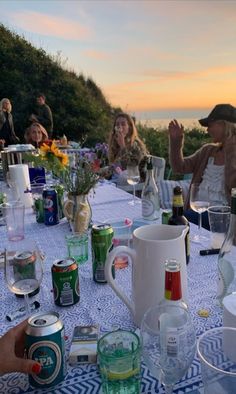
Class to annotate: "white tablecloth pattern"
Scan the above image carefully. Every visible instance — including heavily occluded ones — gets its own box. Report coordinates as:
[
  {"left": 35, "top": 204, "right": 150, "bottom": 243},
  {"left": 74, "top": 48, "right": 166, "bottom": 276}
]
[{"left": 0, "top": 183, "right": 222, "bottom": 393}]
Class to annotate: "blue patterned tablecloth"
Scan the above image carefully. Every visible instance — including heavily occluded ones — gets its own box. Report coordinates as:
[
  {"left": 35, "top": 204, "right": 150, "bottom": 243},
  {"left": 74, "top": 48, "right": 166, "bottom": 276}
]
[{"left": 0, "top": 183, "right": 221, "bottom": 393}]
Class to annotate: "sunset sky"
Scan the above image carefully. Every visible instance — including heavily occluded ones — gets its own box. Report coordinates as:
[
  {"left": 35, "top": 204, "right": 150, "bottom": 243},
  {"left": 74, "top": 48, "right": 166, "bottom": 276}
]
[{"left": 1, "top": 0, "right": 236, "bottom": 120}]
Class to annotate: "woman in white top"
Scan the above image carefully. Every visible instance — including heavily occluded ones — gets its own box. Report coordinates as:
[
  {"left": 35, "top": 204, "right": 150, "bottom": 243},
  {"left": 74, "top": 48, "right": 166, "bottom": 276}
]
[{"left": 168, "top": 104, "right": 236, "bottom": 228}]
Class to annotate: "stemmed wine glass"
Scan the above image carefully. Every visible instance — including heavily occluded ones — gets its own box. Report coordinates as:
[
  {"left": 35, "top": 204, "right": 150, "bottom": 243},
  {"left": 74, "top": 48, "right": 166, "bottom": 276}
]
[
  {"left": 4, "top": 239, "right": 44, "bottom": 315},
  {"left": 141, "top": 304, "right": 196, "bottom": 394},
  {"left": 190, "top": 183, "right": 209, "bottom": 243},
  {"left": 127, "top": 164, "right": 140, "bottom": 205}
]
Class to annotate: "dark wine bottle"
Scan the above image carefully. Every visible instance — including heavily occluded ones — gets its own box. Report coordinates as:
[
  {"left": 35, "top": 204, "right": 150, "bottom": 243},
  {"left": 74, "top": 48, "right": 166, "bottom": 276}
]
[{"left": 168, "top": 186, "right": 190, "bottom": 264}]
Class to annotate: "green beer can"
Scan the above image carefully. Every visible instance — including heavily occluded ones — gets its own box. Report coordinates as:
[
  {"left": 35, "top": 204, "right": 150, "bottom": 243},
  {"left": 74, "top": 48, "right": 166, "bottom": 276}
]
[
  {"left": 51, "top": 258, "right": 80, "bottom": 306},
  {"left": 91, "top": 224, "right": 114, "bottom": 283},
  {"left": 35, "top": 198, "right": 44, "bottom": 223},
  {"left": 25, "top": 311, "right": 66, "bottom": 388}
]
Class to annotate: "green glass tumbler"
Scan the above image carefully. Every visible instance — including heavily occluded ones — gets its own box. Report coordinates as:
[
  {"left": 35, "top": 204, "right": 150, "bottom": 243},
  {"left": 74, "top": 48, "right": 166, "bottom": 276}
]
[
  {"left": 98, "top": 330, "right": 141, "bottom": 394},
  {"left": 65, "top": 232, "right": 88, "bottom": 264}
]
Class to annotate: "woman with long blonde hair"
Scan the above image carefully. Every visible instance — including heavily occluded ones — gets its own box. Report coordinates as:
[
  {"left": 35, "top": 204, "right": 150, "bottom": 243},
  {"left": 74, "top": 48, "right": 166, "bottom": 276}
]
[
  {"left": 108, "top": 112, "right": 147, "bottom": 166},
  {"left": 24, "top": 122, "right": 48, "bottom": 148},
  {"left": 0, "top": 98, "right": 19, "bottom": 146},
  {"left": 169, "top": 103, "right": 236, "bottom": 228}
]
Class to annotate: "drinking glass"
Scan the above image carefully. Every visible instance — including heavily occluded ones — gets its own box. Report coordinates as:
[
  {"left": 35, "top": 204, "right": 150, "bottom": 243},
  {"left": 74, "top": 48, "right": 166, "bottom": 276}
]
[
  {"left": 98, "top": 329, "right": 141, "bottom": 393},
  {"left": 127, "top": 164, "right": 140, "bottom": 205},
  {"left": 4, "top": 239, "right": 44, "bottom": 315},
  {"left": 141, "top": 304, "right": 196, "bottom": 394},
  {"left": 190, "top": 183, "right": 209, "bottom": 243},
  {"left": 197, "top": 327, "right": 236, "bottom": 393}
]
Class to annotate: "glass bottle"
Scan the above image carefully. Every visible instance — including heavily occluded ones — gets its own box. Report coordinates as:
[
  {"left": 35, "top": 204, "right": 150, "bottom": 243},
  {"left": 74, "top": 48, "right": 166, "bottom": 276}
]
[
  {"left": 141, "top": 157, "right": 160, "bottom": 220},
  {"left": 217, "top": 188, "right": 236, "bottom": 305},
  {"left": 168, "top": 186, "right": 190, "bottom": 264},
  {"left": 159, "top": 259, "right": 188, "bottom": 309}
]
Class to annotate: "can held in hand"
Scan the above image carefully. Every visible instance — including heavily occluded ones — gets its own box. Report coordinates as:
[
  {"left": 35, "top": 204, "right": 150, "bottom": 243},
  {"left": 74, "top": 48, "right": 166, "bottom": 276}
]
[
  {"left": 91, "top": 224, "right": 114, "bottom": 283},
  {"left": 43, "top": 186, "right": 59, "bottom": 225},
  {"left": 25, "top": 311, "right": 66, "bottom": 388},
  {"left": 51, "top": 258, "right": 80, "bottom": 306}
]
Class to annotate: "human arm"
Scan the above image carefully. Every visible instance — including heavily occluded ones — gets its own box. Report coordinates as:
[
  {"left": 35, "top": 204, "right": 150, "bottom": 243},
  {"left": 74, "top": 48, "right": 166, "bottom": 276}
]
[
  {"left": 0, "top": 320, "right": 41, "bottom": 375},
  {"left": 224, "top": 135, "right": 236, "bottom": 202},
  {"left": 169, "top": 119, "right": 204, "bottom": 175}
]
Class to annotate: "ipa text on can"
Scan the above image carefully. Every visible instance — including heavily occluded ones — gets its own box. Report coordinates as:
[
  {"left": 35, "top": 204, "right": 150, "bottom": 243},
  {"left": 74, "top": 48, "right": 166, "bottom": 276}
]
[{"left": 25, "top": 311, "right": 66, "bottom": 388}]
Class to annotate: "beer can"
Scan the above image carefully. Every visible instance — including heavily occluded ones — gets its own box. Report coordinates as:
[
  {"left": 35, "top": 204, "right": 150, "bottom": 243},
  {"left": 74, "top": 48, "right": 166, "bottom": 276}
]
[
  {"left": 51, "top": 258, "right": 80, "bottom": 306},
  {"left": 91, "top": 224, "right": 114, "bottom": 283},
  {"left": 35, "top": 198, "right": 44, "bottom": 223},
  {"left": 54, "top": 184, "right": 65, "bottom": 219},
  {"left": 25, "top": 311, "right": 66, "bottom": 388},
  {"left": 13, "top": 250, "right": 36, "bottom": 280},
  {"left": 13, "top": 250, "right": 40, "bottom": 298},
  {"left": 43, "top": 186, "right": 59, "bottom": 225},
  {"left": 162, "top": 209, "right": 172, "bottom": 224}
]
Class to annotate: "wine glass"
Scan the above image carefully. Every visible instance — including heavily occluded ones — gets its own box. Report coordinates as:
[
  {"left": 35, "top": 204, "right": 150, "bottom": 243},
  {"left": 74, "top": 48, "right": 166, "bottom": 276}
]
[
  {"left": 127, "top": 164, "right": 140, "bottom": 205},
  {"left": 141, "top": 304, "right": 196, "bottom": 394},
  {"left": 4, "top": 239, "right": 44, "bottom": 315},
  {"left": 189, "top": 183, "right": 209, "bottom": 243}
]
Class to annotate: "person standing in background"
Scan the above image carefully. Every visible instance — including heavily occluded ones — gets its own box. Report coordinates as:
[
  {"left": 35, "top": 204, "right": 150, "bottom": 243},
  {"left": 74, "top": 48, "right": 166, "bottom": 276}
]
[
  {"left": 0, "top": 98, "right": 20, "bottom": 147},
  {"left": 29, "top": 93, "right": 53, "bottom": 138}
]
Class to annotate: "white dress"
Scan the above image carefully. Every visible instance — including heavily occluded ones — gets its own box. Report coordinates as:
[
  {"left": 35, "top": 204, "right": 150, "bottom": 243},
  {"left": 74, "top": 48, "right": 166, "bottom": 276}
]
[{"left": 199, "top": 157, "right": 227, "bottom": 205}]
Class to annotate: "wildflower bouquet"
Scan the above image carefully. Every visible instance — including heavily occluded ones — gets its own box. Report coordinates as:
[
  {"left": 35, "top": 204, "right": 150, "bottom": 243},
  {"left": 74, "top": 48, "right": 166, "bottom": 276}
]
[{"left": 62, "top": 156, "right": 98, "bottom": 195}]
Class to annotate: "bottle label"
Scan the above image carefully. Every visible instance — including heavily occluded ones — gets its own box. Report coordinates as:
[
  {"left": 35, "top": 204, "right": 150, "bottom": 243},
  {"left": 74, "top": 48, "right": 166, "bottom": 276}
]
[
  {"left": 142, "top": 199, "right": 155, "bottom": 218},
  {"left": 173, "top": 195, "right": 184, "bottom": 207},
  {"left": 165, "top": 270, "right": 182, "bottom": 300}
]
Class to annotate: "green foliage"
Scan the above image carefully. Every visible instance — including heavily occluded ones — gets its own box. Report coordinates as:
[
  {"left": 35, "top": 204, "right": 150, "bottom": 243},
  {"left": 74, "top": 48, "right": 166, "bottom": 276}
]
[
  {"left": 0, "top": 24, "right": 115, "bottom": 143},
  {"left": 137, "top": 123, "right": 211, "bottom": 178}
]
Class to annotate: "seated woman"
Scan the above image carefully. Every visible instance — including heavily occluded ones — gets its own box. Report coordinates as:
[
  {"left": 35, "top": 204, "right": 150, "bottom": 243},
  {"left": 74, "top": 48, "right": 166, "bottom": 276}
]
[
  {"left": 108, "top": 113, "right": 147, "bottom": 184},
  {"left": 24, "top": 122, "right": 48, "bottom": 148},
  {"left": 168, "top": 104, "right": 236, "bottom": 228}
]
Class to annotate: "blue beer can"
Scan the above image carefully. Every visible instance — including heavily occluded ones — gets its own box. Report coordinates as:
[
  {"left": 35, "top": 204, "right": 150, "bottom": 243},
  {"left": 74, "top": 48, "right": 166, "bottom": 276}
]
[
  {"left": 43, "top": 186, "right": 59, "bottom": 225},
  {"left": 25, "top": 311, "right": 66, "bottom": 388}
]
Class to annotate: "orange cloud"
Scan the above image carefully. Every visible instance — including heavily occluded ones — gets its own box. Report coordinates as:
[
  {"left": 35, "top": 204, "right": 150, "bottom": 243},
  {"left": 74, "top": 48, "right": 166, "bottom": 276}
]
[
  {"left": 9, "top": 11, "right": 91, "bottom": 40},
  {"left": 103, "top": 66, "right": 236, "bottom": 111},
  {"left": 83, "top": 49, "right": 109, "bottom": 60}
]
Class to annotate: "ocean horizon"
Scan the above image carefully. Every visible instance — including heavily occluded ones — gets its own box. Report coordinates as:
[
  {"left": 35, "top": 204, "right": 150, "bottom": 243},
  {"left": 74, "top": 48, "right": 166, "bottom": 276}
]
[{"left": 138, "top": 118, "right": 203, "bottom": 129}]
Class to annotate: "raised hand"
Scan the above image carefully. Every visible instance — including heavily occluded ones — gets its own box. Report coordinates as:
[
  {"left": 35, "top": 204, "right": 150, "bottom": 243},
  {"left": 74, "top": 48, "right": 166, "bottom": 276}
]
[{"left": 168, "top": 119, "right": 184, "bottom": 142}]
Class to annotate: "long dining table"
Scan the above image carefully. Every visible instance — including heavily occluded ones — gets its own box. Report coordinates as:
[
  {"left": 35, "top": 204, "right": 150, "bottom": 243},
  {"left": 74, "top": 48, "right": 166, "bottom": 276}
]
[{"left": 0, "top": 181, "right": 222, "bottom": 393}]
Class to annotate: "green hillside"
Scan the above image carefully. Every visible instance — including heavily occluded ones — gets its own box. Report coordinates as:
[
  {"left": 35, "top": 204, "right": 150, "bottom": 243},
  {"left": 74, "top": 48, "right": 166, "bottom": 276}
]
[{"left": 0, "top": 24, "right": 121, "bottom": 144}]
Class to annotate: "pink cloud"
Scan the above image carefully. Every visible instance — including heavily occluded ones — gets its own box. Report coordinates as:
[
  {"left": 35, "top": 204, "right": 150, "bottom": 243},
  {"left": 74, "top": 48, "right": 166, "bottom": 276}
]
[
  {"left": 9, "top": 11, "right": 91, "bottom": 40},
  {"left": 83, "top": 49, "right": 109, "bottom": 60}
]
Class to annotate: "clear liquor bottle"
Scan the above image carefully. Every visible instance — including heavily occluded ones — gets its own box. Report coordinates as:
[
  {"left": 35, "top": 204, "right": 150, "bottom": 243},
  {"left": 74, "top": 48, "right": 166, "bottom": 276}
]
[
  {"left": 141, "top": 157, "right": 160, "bottom": 220},
  {"left": 159, "top": 259, "right": 188, "bottom": 309},
  {"left": 217, "top": 188, "right": 236, "bottom": 305}
]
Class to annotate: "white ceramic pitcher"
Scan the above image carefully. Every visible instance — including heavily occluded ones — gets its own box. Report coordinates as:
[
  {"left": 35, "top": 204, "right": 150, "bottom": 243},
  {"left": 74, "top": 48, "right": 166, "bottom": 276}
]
[{"left": 105, "top": 224, "right": 189, "bottom": 326}]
